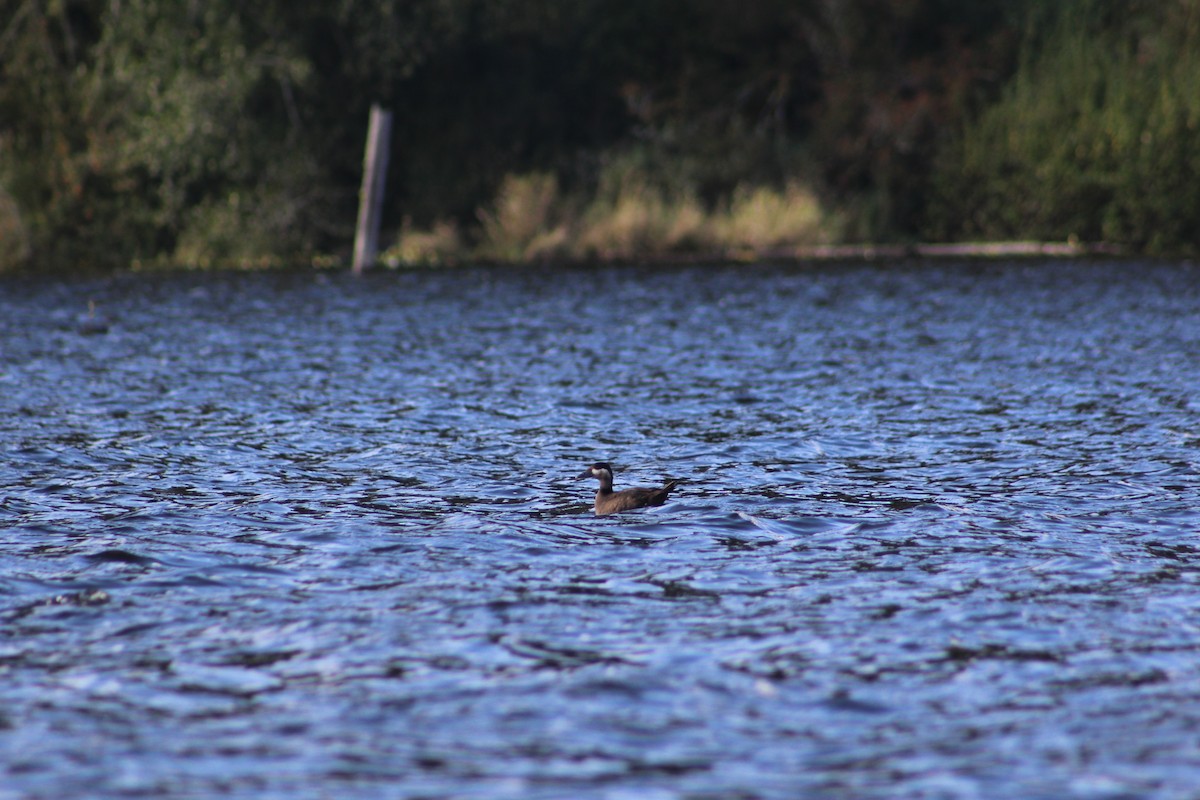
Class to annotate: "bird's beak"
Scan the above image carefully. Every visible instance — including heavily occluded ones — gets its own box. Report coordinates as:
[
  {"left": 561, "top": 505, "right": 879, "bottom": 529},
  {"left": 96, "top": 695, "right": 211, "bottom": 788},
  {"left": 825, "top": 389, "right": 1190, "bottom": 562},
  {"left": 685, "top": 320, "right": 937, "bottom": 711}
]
[{"left": 576, "top": 468, "right": 593, "bottom": 480}]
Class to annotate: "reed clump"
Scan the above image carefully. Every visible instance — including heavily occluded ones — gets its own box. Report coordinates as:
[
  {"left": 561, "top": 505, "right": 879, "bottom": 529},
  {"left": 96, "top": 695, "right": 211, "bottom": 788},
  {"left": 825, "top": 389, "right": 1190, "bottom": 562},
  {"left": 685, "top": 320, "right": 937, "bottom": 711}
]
[
  {"left": 385, "top": 168, "right": 835, "bottom": 266},
  {"left": 717, "top": 184, "right": 827, "bottom": 252},
  {"left": 574, "top": 176, "right": 710, "bottom": 259},
  {"left": 0, "top": 187, "right": 30, "bottom": 272},
  {"left": 474, "top": 173, "right": 568, "bottom": 261},
  {"left": 383, "top": 220, "right": 463, "bottom": 267}
]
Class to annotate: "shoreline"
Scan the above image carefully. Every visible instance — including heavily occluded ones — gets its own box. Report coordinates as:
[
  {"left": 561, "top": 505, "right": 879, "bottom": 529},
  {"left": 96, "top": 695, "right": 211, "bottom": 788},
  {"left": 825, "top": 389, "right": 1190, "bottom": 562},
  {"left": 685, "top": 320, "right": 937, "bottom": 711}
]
[
  {"left": 2, "top": 240, "right": 1144, "bottom": 278},
  {"left": 401, "top": 240, "right": 1131, "bottom": 271}
]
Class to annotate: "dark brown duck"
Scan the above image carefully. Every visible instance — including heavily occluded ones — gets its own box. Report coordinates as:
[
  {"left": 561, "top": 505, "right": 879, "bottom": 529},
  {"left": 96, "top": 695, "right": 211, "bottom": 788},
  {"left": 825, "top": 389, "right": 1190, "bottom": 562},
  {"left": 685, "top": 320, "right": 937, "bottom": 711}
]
[{"left": 577, "top": 462, "right": 678, "bottom": 515}]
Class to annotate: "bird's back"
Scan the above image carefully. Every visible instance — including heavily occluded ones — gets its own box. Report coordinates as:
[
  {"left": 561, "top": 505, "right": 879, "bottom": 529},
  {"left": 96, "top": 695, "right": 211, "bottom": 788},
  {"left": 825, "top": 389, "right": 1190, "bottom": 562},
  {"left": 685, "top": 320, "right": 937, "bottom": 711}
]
[{"left": 595, "top": 480, "right": 678, "bottom": 515}]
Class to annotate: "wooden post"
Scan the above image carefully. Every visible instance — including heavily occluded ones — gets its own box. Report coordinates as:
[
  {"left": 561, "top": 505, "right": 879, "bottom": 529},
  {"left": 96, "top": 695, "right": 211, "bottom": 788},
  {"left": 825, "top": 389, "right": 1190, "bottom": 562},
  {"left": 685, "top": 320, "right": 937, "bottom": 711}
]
[{"left": 352, "top": 104, "right": 393, "bottom": 274}]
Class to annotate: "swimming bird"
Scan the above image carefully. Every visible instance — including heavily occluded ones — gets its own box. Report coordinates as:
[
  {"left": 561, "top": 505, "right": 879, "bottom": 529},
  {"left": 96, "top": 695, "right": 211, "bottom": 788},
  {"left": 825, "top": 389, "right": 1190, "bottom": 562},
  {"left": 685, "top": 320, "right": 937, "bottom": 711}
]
[
  {"left": 577, "top": 462, "right": 678, "bottom": 515},
  {"left": 76, "top": 300, "right": 110, "bottom": 335}
]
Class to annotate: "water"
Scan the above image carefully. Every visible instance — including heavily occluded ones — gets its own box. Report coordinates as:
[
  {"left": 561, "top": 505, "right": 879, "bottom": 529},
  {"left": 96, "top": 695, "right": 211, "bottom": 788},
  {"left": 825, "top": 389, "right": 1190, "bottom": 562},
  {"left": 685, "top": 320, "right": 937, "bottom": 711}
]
[{"left": 2, "top": 260, "right": 1199, "bottom": 799}]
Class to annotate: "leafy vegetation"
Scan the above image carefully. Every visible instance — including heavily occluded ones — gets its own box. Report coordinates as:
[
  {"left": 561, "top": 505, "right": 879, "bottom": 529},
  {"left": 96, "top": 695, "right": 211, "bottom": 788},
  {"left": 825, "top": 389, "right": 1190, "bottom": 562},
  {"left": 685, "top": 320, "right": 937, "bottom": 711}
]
[
  {"left": 0, "top": 0, "right": 1195, "bottom": 272},
  {"left": 927, "top": 0, "right": 1200, "bottom": 254}
]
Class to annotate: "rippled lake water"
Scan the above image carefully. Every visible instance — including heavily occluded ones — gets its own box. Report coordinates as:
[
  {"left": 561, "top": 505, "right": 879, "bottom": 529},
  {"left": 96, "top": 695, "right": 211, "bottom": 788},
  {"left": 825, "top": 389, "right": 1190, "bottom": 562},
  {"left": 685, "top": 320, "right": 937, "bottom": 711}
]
[{"left": 2, "top": 260, "right": 1200, "bottom": 798}]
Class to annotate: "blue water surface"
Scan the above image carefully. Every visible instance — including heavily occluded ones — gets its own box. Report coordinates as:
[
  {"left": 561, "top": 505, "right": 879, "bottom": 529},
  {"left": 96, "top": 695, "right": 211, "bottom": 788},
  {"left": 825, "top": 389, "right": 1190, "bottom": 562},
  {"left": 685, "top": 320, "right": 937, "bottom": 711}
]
[{"left": 1, "top": 260, "right": 1199, "bottom": 798}]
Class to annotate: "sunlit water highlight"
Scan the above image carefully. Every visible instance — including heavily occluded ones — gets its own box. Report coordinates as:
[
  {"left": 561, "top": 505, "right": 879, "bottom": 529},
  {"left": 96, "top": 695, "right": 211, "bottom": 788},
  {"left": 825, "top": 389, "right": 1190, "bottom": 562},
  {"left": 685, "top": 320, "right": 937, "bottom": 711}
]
[{"left": 2, "top": 261, "right": 1199, "bottom": 798}]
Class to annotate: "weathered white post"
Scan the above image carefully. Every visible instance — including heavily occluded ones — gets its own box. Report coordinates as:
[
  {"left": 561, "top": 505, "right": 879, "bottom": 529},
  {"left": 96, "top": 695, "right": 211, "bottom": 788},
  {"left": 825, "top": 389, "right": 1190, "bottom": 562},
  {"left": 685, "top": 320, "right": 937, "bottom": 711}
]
[{"left": 352, "top": 104, "right": 393, "bottom": 274}]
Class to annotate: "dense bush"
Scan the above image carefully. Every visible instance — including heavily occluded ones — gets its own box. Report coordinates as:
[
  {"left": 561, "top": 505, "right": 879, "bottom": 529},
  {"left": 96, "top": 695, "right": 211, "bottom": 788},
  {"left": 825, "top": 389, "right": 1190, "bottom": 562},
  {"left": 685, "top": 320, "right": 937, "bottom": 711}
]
[
  {"left": 927, "top": 0, "right": 1200, "bottom": 253},
  {"left": 0, "top": 0, "right": 454, "bottom": 271}
]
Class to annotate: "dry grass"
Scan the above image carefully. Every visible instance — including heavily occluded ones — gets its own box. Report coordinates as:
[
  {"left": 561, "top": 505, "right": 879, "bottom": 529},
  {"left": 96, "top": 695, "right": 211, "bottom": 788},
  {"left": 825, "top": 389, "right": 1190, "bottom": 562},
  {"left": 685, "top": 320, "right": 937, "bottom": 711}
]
[
  {"left": 576, "top": 179, "right": 710, "bottom": 259},
  {"left": 0, "top": 186, "right": 30, "bottom": 272},
  {"left": 475, "top": 173, "right": 567, "bottom": 261},
  {"left": 383, "top": 171, "right": 836, "bottom": 267},
  {"left": 382, "top": 219, "right": 464, "bottom": 267},
  {"left": 716, "top": 183, "right": 826, "bottom": 251}
]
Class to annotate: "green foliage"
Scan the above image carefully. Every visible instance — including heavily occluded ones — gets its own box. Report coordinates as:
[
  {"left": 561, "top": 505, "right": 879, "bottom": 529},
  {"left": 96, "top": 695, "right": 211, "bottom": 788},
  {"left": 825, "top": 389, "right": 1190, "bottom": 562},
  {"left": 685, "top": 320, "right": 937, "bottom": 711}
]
[
  {"left": 3, "top": 0, "right": 1198, "bottom": 272},
  {"left": 91, "top": 2, "right": 317, "bottom": 264},
  {"left": 0, "top": 1, "right": 96, "bottom": 270},
  {"left": 0, "top": 0, "right": 453, "bottom": 271},
  {"left": 807, "top": 0, "right": 1029, "bottom": 240},
  {"left": 0, "top": 186, "right": 30, "bottom": 271},
  {"left": 928, "top": 0, "right": 1200, "bottom": 253}
]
